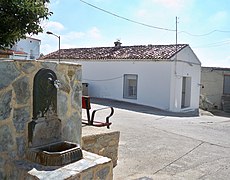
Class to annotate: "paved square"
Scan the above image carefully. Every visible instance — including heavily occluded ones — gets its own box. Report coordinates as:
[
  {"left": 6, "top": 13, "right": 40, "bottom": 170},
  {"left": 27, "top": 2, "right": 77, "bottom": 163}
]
[{"left": 90, "top": 98, "right": 230, "bottom": 180}]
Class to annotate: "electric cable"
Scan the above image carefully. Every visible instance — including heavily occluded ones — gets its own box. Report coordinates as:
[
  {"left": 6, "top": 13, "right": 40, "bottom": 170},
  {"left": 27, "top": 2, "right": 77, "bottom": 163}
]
[
  {"left": 80, "top": 0, "right": 230, "bottom": 37},
  {"left": 179, "top": 30, "right": 230, "bottom": 37},
  {"left": 193, "top": 39, "right": 230, "bottom": 48},
  {"left": 79, "top": 0, "right": 175, "bottom": 32},
  {"left": 83, "top": 75, "right": 123, "bottom": 82}
]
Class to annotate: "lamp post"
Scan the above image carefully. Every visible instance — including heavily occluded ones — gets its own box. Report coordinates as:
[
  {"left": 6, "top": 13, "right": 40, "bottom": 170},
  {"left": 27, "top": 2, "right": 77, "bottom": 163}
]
[{"left": 46, "top": 31, "right": 60, "bottom": 63}]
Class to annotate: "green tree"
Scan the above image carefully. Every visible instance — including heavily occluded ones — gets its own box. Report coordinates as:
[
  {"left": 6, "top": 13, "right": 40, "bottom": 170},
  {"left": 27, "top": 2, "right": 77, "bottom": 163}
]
[{"left": 0, "top": 0, "right": 52, "bottom": 49}]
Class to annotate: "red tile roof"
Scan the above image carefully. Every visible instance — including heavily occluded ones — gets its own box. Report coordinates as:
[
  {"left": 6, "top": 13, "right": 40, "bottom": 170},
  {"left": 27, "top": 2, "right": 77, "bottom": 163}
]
[
  {"left": 41, "top": 44, "right": 188, "bottom": 61},
  {"left": 0, "top": 49, "right": 27, "bottom": 55}
]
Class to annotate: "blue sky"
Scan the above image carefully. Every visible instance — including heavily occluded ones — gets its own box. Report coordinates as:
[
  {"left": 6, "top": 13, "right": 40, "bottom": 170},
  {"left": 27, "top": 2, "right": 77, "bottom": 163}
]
[{"left": 33, "top": 0, "right": 230, "bottom": 67}]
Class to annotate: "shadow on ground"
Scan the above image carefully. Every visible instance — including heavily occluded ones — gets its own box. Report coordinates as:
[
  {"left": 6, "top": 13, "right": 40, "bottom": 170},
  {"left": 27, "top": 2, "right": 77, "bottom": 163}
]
[
  {"left": 91, "top": 98, "right": 199, "bottom": 117},
  {"left": 211, "top": 109, "right": 230, "bottom": 118}
]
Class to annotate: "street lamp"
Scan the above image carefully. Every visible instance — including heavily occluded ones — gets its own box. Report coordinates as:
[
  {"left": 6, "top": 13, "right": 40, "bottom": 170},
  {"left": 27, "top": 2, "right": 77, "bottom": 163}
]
[{"left": 46, "top": 31, "right": 61, "bottom": 63}]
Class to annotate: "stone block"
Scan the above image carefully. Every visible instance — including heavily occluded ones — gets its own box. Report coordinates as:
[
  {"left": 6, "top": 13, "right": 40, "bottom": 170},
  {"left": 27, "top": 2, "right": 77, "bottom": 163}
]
[
  {"left": 0, "top": 169, "right": 4, "bottom": 180},
  {"left": 96, "top": 165, "right": 111, "bottom": 180},
  {"left": 0, "top": 125, "right": 14, "bottom": 152},
  {"left": 20, "top": 62, "right": 36, "bottom": 74},
  {"left": 73, "top": 67, "right": 82, "bottom": 81},
  {"left": 82, "top": 171, "right": 93, "bottom": 180},
  {"left": 16, "top": 136, "right": 26, "bottom": 158},
  {"left": 0, "top": 90, "right": 12, "bottom": 120},
  {"left": 71, "top": 90, "right": 81, "bottom": 110},
  {"left": 28, "top": 118, "right": 61, "bottom": 147},
  {"left": 12, "top": 151, "right": 112, "bottom": 180},
  {"left": 63, "top": 113, "right": 82, "bottom": 145},
  {"left": 13, "top": 107, "right": 30, "bottom": 133},
  {"left": 57, "top": 91, "right": 68, "bottom": 119},
  {"left": 41, "top": 62, "right": 57, "bottom": 71},
  {"left": 12, "top": 76, "right": 30, "bottom": 105},
  {"left": 82, "top": 128, "right": 120, "bottom": 167},
  {"left": 0, "top": 62, "right": 20, "bottom": 90}
]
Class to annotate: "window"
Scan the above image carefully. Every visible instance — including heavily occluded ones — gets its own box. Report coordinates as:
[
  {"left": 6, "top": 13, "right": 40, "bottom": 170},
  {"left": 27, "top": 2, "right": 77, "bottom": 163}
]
[
  {"left": 30, "top": 50, "right": 35, "bottom": 59},
  {"left": 223, "top": 75, "right": 230, "bottom": 94},
  {"left": 123, "top": 74, "right": 138, "bottom": 99}
]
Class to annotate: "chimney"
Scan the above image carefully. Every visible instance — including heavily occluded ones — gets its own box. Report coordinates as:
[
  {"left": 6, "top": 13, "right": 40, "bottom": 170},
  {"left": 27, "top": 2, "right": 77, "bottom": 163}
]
[{"left": 114, "top": 40, "right": 122, "bottom": 47}]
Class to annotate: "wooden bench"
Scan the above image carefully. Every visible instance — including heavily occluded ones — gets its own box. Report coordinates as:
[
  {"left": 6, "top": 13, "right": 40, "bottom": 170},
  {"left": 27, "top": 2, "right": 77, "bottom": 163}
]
[{"left": 82, "top": 96, "right": 114, "bottom": 129}]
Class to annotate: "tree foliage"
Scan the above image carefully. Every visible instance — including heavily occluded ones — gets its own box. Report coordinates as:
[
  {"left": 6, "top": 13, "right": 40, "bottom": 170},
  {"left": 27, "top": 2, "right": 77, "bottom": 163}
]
[{"left": 0, "top": 0, "right": 52, "bottom": 49}]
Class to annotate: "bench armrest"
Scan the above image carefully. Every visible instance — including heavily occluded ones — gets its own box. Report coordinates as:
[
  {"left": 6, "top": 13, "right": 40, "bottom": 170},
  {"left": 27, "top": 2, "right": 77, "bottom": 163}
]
[{"left": 91, "top": 107, "right": 114, "bottom": 129}]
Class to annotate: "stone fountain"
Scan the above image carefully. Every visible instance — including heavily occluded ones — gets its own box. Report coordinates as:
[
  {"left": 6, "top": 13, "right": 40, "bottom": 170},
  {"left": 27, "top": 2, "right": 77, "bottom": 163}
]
[
  {"left": 27, "top": 68, "right": 83, "bottom": 166},
  {"left": 0, "top": 60, "right": 113, "bottom": 179}
]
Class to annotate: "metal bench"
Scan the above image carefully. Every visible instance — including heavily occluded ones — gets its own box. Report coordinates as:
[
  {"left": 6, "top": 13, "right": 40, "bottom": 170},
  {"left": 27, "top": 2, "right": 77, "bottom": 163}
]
[{"left": 82, "top": 96, "right": 114, "bottom": 129}]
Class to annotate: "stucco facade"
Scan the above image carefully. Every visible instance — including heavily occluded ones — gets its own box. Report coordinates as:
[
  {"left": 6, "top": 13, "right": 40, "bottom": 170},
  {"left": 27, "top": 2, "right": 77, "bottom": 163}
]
[
  {"left": 11, "top": 37, "right": 41, "bottom": 60},
  {"left": 80, "top": 60, "right": 201, "bottom": 112},
  {"left": 43, "top": 44, "right": 201, "bottom": 113}
]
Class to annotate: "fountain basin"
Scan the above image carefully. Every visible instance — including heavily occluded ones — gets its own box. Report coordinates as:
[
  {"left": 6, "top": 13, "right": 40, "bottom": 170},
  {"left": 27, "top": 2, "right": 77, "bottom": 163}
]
[{"left": 27, "top": 141, "right": 83, "bottom": 166}]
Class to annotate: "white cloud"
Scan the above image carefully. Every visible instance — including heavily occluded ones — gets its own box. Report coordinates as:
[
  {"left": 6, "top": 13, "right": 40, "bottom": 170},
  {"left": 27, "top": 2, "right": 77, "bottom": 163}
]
[
  {"left": 64, "top": 31, "right": 85, "bottom": 40},
  {"left": 44, "top": 21, "right": 65, "bottom": 32},
  {"left": 88, "top": 27, "right": 101, "bottom": 39},
  {"left": 38, "top": 20, "right": 65, "bottom": 34},
  {"left": 39, "top": 27, "right": 102, "bottom": 54}
]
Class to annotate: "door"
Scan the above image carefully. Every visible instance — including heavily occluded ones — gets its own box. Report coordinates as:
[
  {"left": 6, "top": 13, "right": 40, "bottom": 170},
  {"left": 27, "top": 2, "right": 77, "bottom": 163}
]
[{"left": 181, "top": 77, "right": 191, "bottom": 108}]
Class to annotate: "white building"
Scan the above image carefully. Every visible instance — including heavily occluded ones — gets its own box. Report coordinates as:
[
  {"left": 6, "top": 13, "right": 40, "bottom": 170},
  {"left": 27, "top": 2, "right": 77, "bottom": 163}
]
[
  {"left": 43, "top": 43, "right": 201, "bottom": 113},
  {"left": 11, "top": 37, "right": 41, "bottom": 60}
]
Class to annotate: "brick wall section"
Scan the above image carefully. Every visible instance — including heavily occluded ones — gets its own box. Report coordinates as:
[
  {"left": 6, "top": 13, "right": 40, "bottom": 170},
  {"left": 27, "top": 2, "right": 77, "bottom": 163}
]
[{"left": 82, "top": 126, "right": 120, "bottom": 167}]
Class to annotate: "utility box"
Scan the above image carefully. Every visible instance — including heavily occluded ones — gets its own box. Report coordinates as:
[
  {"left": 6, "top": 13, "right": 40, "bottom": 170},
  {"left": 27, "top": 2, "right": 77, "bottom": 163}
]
[{"left": 82, "top": 83, "right": 89, "bottom": 96}]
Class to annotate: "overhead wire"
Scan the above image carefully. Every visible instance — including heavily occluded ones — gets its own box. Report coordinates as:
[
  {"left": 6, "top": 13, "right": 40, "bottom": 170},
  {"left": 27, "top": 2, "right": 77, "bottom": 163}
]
[
  {"left": 83, "top": 76, "right": 123, "bottom": 82},
  {"left": 79, "top": 0, "right": 175, "bottom": 32},
  {"left": 179, "top": 30, "right": 230, "bottom": 37},
  {"left": 193, "top": 39, "right": 230, "bottom": 48},
  {"left": 79, "top": 0, "right": 230, "bottom": 49}
]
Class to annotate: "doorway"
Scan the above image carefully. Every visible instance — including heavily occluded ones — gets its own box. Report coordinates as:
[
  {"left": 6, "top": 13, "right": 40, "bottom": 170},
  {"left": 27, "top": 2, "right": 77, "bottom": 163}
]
[{"left": 181, "top": 77, "right": 191, "bottom": 108}]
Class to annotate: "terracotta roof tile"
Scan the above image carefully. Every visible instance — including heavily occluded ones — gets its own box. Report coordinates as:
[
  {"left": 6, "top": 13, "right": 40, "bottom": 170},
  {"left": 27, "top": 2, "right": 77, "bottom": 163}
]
[
  {"left": 0, "top": 49, "right": 27, "bottom": 55},
  {"left": 41, "top": 44, "right": 188, "bottom": 61}
]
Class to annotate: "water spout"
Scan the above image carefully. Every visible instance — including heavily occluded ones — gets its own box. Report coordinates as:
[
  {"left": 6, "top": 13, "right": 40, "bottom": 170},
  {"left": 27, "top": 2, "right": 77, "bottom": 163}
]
[{"left": 54, "top": 80, "right": 61, "bottom": 89}]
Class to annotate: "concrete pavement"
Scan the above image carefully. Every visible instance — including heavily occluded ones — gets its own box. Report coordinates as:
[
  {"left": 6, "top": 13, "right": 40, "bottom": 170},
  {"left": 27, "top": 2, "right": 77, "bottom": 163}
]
[{"left": 89, "top": 98, "right": 230, "bottom": 180}]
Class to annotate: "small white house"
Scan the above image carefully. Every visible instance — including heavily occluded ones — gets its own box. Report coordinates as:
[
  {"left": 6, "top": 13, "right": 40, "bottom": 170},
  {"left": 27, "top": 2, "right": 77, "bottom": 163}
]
[
  {"left": 43, "top": 43, "right": 201, "bottom": 113},
  {"left": 11, "top": 37, "right": 41, "bottom": 60}
]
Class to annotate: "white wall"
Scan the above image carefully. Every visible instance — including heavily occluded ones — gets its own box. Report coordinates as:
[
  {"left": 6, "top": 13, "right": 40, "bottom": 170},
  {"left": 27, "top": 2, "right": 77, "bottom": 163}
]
[
  {"left": 168, "top": 46, "right": 201, "bottom": 112},
  {"left": 70, "top": 46, "right": 201, "bottom": 112},
  {"left": 11, "top": 37, "right": 40, "bottom": 60},
  {"left": 170, "top": 61, "right": 201, "bottom": 112},
  {"left": 174, "top": 46, "right": 201, "bottom": 65},
  {"left": 79, "top": 60, "right": 173, "bottom": 110}
]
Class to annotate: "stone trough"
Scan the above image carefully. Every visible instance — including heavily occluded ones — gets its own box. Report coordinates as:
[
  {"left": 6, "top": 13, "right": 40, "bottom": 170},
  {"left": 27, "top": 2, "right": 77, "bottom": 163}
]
[{"left": 27, "top": 141, "right": 83, "bottom": 166}]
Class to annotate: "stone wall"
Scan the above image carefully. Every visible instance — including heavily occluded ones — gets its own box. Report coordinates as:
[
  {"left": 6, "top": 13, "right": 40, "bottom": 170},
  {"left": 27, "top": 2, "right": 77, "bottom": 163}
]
[
  {"left": 200, "top": 67, "right": 224, "bottom": 110},
  {"left": 13, "top": 151, "right": 113, "bottom": 180},
  {"left": 82, "top": 126, "right": 120, "bottom": 167},
  {"left": 0, "top": 60, "right": 82, "bottom": 179}
]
